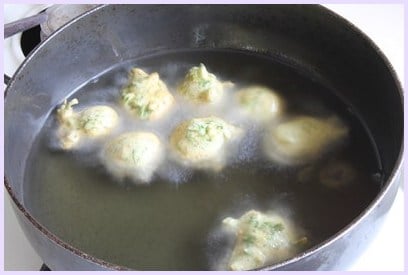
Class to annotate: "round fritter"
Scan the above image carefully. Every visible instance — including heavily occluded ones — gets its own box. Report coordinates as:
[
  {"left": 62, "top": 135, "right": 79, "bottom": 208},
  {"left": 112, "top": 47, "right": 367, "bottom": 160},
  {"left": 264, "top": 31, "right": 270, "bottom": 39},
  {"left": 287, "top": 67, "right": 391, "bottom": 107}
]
[
  {"left": 170, "top": 116, "right": 241, "bottom": 169},
  {"left": 222, "top": 210, "right": 307, "bottom": 271},
  {"left": 79, "top": 106, "right": 119, "bottom": 137},
  {"left": 263, "top": 115, "right": 349, "bottom": 165},
  {"left": 120, "top": 68, "right": 174, "bottom": 120},
  {"left": 236, "top": 85, "right": 283, "bottom": 122},
  {"left": 177, "top": 63, "right": 232, "bottom": 104},
  {"left": 56, "top": 98, "right": 119, "bottom": 149},
  {"left": 101, "top": 132, "right": 163, "bottom": 183},
  {"left": 319, "top": 160, "right": 357, "bottom": 188}
]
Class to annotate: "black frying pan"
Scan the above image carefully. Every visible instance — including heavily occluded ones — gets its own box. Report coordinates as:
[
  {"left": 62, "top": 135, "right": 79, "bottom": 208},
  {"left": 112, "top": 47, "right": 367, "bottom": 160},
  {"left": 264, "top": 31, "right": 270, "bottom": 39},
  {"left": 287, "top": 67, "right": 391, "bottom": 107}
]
[{"left": 4, "top": 4, "right": 403, "bottom": 270}]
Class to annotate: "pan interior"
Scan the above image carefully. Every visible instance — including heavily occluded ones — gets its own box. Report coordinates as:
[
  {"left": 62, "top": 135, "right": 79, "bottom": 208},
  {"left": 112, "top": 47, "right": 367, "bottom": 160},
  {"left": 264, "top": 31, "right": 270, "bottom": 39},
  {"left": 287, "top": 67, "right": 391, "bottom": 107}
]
[{"left": 23, "top": 49, "right": 382, "bottom": 270}]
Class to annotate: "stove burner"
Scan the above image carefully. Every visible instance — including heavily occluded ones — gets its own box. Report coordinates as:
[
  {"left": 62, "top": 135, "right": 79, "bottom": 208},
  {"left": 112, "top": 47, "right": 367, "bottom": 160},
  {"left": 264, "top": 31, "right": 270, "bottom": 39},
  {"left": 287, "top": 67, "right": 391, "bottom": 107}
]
[
  {"left": 20, "top": 25, "right": 41, "bottom": 56},
  {"left": 40, "top": 264, "right": 51, "bottom": 271}
]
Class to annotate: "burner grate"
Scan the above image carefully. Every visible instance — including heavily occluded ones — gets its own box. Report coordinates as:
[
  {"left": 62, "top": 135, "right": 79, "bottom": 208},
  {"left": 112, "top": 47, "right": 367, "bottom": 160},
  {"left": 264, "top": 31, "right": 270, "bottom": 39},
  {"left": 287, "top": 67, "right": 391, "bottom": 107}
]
[
  {"left": 40, "top": 264, "right": 51, "bottom": 271},
  {"left": 20, "top": 25, "right": 41, "bottom": 56}
]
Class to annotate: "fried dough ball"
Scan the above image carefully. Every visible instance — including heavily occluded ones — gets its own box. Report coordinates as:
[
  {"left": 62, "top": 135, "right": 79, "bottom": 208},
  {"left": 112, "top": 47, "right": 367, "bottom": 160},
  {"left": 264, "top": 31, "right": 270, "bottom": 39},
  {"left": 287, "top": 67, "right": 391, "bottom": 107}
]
[
  {"left": 263, "top": 115, "right": 349, "bottom": 165},
  {"left": 170, "top": 116, "right": 242, "bottom": 170},
  {"left": 319, "top": 160, "right": 357, "bottom": 188},
  {"left": 101, "top": 132, "right": 163, "bottom": 183},
  {"left": 56, "top": 98, "right": 118, "bottom": 150},
  {"left": 78, "top": 106, "right": 119, "bottom": 137},
  {"left": 177, "top": 63, "right": 233, "bottom": 104},
  {"left": 236, "top": 86, "right": 283, "bottom": 122},
  {"left": 120, "top": 68, "right": 174, "bottom": 120},
  {"left": 222, "top": 210, "right": 307, "bottom": 271}
]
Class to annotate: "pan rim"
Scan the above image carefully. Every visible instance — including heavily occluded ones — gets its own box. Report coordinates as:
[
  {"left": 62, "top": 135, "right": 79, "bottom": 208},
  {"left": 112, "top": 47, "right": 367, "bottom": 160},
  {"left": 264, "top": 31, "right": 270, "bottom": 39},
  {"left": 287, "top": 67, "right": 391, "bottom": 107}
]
[{"left": 4, "top": 3, "right": 404, "bottom": 271}]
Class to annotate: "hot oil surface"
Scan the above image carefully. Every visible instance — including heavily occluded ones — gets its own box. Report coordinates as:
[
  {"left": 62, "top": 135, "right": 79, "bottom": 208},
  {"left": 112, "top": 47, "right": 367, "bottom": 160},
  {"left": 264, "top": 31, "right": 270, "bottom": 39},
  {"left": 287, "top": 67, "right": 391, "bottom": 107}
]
[{"left": 24, "top": 50, "right": 381, "bottom": 270}]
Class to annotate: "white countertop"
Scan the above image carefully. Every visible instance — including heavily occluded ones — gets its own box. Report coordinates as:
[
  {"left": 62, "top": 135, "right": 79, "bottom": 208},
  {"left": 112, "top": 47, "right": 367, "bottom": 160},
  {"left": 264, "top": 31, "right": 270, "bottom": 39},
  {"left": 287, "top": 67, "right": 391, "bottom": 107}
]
[{"left": 3, "top": 4, "right": 404, "bottom": 271}]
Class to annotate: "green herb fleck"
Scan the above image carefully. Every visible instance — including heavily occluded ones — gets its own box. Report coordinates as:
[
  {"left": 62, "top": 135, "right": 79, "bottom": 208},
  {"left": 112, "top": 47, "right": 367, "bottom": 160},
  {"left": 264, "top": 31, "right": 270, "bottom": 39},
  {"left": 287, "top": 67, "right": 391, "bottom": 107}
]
[
  {"left": 200, "top": 79, "right": 211, "bottom": 88},
  {"left": 247, "top": 215, "right": 260, "bottom": 228},
  {"left": 242, "top": 234, "right": 256, "bottom": 245},
  {"left": 138, "top": 105, "right": 153, "bottom": 119}
]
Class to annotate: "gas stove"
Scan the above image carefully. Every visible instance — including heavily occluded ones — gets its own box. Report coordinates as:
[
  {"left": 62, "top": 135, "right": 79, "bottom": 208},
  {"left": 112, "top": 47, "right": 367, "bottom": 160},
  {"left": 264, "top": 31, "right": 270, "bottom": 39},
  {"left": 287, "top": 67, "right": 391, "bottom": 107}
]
[{"left": 3, "top": 4, "right": 404, "bottom": 271}]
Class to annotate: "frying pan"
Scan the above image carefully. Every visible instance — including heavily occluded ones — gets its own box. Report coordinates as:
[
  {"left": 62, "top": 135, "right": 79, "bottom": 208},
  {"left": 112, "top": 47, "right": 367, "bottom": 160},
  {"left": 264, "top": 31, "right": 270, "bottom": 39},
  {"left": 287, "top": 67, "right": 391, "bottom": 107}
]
[{"left": 4, "top": 4, "right": 403, "bottom": 270}]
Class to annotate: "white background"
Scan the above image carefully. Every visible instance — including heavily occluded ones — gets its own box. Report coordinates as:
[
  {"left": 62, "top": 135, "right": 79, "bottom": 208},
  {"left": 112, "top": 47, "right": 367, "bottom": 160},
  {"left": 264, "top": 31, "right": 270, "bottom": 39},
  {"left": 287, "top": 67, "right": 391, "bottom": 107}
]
[{"left": 3, "top": 4, "right": 404, "bottom": 271}]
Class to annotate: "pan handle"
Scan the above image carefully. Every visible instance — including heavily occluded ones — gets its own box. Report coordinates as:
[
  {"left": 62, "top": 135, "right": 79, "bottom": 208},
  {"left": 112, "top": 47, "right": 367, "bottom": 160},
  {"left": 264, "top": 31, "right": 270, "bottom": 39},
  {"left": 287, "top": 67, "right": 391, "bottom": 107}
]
[
  {"left": 4, "top": 75, "right": 11, "bottom": 85},
  {"left": 4, "top": 12, "right": 48, "bottom": 39},
  {"left": 4, "top": 12, "right": 48, "bottom": 86}
]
